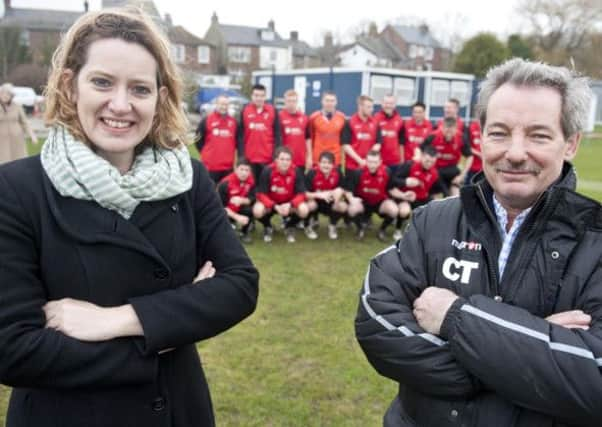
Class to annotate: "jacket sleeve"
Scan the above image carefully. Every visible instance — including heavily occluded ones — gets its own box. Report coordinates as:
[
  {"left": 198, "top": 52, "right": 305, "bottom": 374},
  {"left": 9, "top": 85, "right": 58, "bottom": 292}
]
[
  {"left": 128, "top": 162, "right": 259, "bottom": 355},
  {"left": 355, "top": 208, "right": 481, "bottom": 398},
  {"left": 194, "top": 117, "right": 207, "bottom": 153},
  {"left": 0, "top": 172, "right": 158, "bottom": 389},
  {"left": 440, "top": 260, "right": 602, "bottom": 425},
  {"left": 216, "top": 180, "right": 229, "bottom": 206}
]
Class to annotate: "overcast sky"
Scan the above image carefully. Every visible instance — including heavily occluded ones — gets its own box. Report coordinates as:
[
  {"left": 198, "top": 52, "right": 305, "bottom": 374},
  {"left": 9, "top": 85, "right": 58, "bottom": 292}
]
[{"left": 5, "top": 0, "right": 525, "bottom": 48}]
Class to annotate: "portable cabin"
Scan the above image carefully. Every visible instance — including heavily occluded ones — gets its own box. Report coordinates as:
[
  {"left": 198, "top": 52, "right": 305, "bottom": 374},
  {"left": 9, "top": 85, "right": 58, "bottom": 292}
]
[{"left": 252, "top": 67, "right": 476, "bottom": 122}]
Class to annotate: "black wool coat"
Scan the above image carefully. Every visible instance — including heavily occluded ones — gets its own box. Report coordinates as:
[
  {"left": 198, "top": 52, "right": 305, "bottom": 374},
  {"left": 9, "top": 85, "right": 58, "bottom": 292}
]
[{"left": 0, "top": 155, "right": 259, "bottom": 427}]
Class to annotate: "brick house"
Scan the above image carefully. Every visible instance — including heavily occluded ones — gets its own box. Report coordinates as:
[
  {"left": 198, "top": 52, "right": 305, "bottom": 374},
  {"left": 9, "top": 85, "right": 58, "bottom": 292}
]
[{"left": 379, "top": 24, "right": 450, "bottom": 71}]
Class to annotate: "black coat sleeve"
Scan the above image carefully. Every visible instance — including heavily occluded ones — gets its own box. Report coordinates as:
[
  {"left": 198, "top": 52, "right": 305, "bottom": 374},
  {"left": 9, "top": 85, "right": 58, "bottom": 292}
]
[
  {"left": 0, "top": 172, "right": 158, "bottom": 388},
  {"left": 194, "top": 117, "right": 207, "bottom": 153},
  {"left": 128, "top": 162, "right": 259, "bottom": 355},
  {"left": 217, "top": 180, "right": 229, "bottom": 207},
  {"left": 439, "top": 258, "right": 602, "bottom": 425},
  {"left": 355, "top": 208, "right": 481, "bottom": 398}
]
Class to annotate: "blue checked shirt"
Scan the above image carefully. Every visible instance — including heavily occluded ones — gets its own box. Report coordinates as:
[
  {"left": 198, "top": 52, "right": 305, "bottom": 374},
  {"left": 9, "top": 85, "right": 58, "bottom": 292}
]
[{"left": 493, "top": 195, "right": 532, "bottom": 279}]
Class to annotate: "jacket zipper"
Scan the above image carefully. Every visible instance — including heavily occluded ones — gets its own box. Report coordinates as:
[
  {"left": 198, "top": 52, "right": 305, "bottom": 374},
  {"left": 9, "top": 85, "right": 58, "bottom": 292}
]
[{"left": 476, "top": 185, "right": 503, "bottom": 300}]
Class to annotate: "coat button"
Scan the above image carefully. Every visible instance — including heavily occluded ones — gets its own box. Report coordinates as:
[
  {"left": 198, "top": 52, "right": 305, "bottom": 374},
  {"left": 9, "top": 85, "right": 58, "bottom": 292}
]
[
  {"left": 494, "top": 295, "right": 503, "bottom": 302},
  {"left": 154, "top": 268, "right": 169, "bottom": 280},
  {"left": 171, "top": 204, "right": 179, "bottom": 212},
  {"left": 451, "top": 409, "right": 459, "bottom": 417},
  {"left": 152, "top": 397, "right": 165, "bottom": 411},
  {"left": 551, "top": 251, "right": 560, "bottom": 260}
]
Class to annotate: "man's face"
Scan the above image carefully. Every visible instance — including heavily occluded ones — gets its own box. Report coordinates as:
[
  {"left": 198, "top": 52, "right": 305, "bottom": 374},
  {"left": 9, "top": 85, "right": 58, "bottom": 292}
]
[
  {"left": 284, "top": 94, "right": 298, "bottom": 113},
  {"left": 442, "top": 125, "right": 456, "bottom": 141},
  {"left": 412, "top": 105, "right": 425, "bottom": 122},
  {"left": 366, "top": 154, "right": 381, "bottom": 173},
  {"left": 420, "top": 152, "right": 436, "bottom": 169},
  {"left": 251, "top": 89, "right": 266, "bottom": 108},
  {"left": 382, "top": 96, "right": 396, "bottom": 115},
  {"left": 358, "top": 100, "right": 374, "bottom": 118},
  {"left": 235, "top": 164, "right": 251, "bottom": 181},
  {"left": 215, "top": 96, "right": 229, "bottom": 115},
  {"left": 444, "top": 101, "right": 459, "bottom": 118},
  {"left": 276, "top": 152, "right": 292, "bottom": 173},
  {"left": 482, "top": 83, "right": 579, "bottom": 210},
  {"left": 318, "top": 157, "right": 334, "bottom": 175},
  {"left": 322, "top": 94, "right": 337, "bottom": 113}
]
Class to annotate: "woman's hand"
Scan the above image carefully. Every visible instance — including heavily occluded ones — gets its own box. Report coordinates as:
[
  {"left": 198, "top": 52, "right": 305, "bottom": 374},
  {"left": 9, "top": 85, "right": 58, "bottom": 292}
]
[{"left": 43, "top": 298, "right": 128, "bottom": 341}]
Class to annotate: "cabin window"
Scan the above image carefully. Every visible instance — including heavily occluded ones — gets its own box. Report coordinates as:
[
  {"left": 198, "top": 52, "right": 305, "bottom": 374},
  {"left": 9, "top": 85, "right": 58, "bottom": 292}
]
[
  {"left": 393, "top": 77, "right": 416, "bottom": 105},
  {"left": 370, "top": 75, "right": 392, "bottom": 102}
]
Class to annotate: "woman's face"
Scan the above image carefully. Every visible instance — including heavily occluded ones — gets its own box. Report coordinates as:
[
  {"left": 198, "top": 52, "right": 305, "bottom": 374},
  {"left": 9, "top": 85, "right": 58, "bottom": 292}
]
[
  {"left": 71, "top": 38, "right": 164, "bottom": 157},
  {"left": 0, "top": 90, "right": 12, "bottom": 105}
]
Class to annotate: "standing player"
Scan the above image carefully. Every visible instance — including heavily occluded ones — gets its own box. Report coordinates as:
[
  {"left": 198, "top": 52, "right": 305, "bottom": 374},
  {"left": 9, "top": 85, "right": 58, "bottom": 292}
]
[
  {"left": 304, "top": 151, "right": 347, "bottom": 240},
  {"left": 345, "top": 150, "right": 398, "bottom": 241},
  {"left": 253, "top": 146, "right": 310, "bottom": 243},
  {"left": 217, "top": 158, "right": 255, "bottom": 243},
  {"left": 308, "top": 91, "right": 346, "bottom": 168},
  {"left": 464, "top": 119, "right": 482, "bottom": 185},
  {"left": 238, "top": 84, "right": 280, "bottom": 180},
  {"left": 342, "top": 95, "right": 381, "bottom": 174},
  {"left": 374, "top": 94, "right": 404, "bottom": 169},
  {"left": 425, "top": 117, "right": 472, "bottom": 196},
  {"left": 436, "top": 97, "right": 469, "bottom": 145},
  {"left": 403, "top": 101, "right": 433, "bottom": 162},
  {"left": 279, "top": 89, "right": 310, "bottom": 173},
  {"left": 389, "top": 143, "right": 440, "bottom": 240},
  {"left": 195, "top": 94, "right": 238, "bottom": 184}
]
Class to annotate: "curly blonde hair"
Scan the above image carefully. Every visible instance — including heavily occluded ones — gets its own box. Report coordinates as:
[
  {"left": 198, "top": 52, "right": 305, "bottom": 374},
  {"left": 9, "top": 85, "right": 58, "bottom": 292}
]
[{"left": 44, "top": 8, "right": 189, "bottom": 149}]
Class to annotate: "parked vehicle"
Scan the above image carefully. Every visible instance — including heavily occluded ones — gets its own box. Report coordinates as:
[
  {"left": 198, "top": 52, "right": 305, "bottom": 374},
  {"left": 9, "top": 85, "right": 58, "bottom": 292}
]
[{"left": 11, "top": 86, "right": 44, "bottom": 115}]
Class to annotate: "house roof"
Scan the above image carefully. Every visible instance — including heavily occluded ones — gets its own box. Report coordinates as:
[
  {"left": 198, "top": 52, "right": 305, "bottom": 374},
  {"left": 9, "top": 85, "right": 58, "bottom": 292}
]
[
  {"left": 287, "top": 39, "right": 318, "bottom": 58},
  {"left": 218, "top": 24, "right": 290, "bottom": 48},
  {"left": 0, "top": 7, "right": 83, "bottom": 31},
  {"left": 391, "top": 25, "right": 442, "bottom": 48},
  {"left": 355, "top": 35, "right": 407, "bottom": 62},
  {"left": 168, "top": 25, "right": 212, "bottom": 47}
]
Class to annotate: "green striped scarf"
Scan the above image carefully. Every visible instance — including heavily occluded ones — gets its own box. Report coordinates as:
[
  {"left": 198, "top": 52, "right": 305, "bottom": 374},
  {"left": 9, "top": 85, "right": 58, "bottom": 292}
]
[{"left": 41, "top": 126, "right": 193, "bottom": 219}]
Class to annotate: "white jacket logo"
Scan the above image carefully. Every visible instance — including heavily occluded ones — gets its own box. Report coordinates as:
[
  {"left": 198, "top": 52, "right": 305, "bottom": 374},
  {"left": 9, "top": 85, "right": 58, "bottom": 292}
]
[{"left": 442, "top": 257, "right": 479, "bottom": 284}]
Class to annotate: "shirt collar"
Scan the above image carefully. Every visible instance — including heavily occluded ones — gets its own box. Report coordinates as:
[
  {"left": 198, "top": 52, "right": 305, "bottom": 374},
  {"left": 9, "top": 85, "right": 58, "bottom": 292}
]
[{"left": 492, "top": 194, "right": 532, "bottom": 235}]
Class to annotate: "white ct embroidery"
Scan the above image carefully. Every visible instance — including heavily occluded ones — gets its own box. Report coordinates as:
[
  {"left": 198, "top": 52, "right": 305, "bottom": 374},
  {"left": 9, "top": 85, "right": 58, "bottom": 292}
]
[{"left": 442, "top": 257, "right": 479, "bottom": 284}]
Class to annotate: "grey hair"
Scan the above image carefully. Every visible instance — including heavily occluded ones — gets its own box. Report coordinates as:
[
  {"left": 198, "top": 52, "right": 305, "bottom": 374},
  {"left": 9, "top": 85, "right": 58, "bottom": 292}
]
[{"left": 476, "top": 58, "right": 592, "bottom": 139}]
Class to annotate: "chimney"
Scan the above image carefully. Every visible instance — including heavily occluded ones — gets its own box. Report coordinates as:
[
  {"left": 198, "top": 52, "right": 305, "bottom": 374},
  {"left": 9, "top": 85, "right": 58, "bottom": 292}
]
[
  {"left": 368, "top": 22, "right": 378, "bottom": 37},
  {"left": 290, "top": 31, "right": 298, "bottom": 41},
  {"left": 164, "top": 13, "right": 173, "bottom": 27},
  {"left": 83, "top": 0, "right": 89, "bottom": 12},
  {"left": 324, "top": 32, "right": 333, "bottom": 49},
  {"left": 268, "top": 19, "right": 275, "bottom": 31},
  {"left": 211, "top": 11, "right": 218, "bottom": 25}
]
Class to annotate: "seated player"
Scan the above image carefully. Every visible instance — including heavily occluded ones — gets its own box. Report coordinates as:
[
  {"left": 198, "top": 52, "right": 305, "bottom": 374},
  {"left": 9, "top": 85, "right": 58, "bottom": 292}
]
[
  {"left": 304, "top": 151, "right": 347, "bottom": 240},
  {"left": 217, "top": 158, "right": 255, "bottom": 243},
  {"left": 389, "top": 143, "right": 441, "bottom": 240},
  {"left": 253, "top": 146, "right": 310, "bottom": 243},
  {"left": 425, "top": 116, "right": 472, "bottom": 196},
  {"left": 345, "top": 150, "right": 398, "bottom": 242}
]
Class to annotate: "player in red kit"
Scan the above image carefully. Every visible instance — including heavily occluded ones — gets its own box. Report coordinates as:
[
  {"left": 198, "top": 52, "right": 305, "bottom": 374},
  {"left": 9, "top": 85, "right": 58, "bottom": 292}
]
[
  {"left": 403, "top": 102, "right": 433, "bottom": 162},
  {"left": 389, "top": 143, "right": 441, "bottom": 240},
  {"left": 436, "top": 97, "right": 469, "bottom": 145},
  {"left": 279, "top": 89, "right": 310, "bottom": 174},
  {"left": 253, "top": 146, "right": 310, "bottom": 243},
  {"left": 195, "top": 95, "right": 239, "bottom": 184},
  {"left": 304, "top": 151, "right": 347, "bottom": 240},
  {"left": 345, "top": 150, "right": 398, "bottom": 241},
  {"left": 464, "top": 119, "right": 483, "bottom": 185},
  {"left": 238, "top": 84, "right": 281, "bottom": 180},
  {"left": 425, "top": 117, "right": 473, "bottom": 196},
  {"left": 374, "top": 94, "right": 404, "bottom": 169},
  {"left": 342, "top": 95, "right": 381, "bottom": 173},
  {"left": 217, "top": 158, "right": 255, "bottom": 243}
]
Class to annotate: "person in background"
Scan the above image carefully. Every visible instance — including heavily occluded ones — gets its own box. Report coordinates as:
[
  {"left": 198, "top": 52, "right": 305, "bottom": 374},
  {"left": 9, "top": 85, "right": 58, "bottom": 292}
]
[
  {"left": 374, "top": 94, "right": 404, "bottom": 169},
  {"left": 464, "top": 118, "right": 483, "bottom": 185},
  {"left": 0, "top": 10, "right": 258, "bottom": 427},
  {"left": 217, "top": 157, "right": 256, "bottom": 243},
  {"left": 345, "top": 150, "right": 398, "bottom": 242},
  {"left": 195, "top": 94, "right": 238, "bottom": 184},
  {"left": 0, "top": 83, "right": 37, "bottom": 164},
  {"left": 253, "top": 146, "right": 309, "bottom": 243},
  {"left": 304, "top": 150, "right": 347, "bottom": 240},
  {"left": 279, "top": 89, "right": 310, "bottom": 174},
  {"left": 308, "top": 91, "right": 346, "bottom": 168},
  {"left": 342, "top": 94, "right": 381, "bottom": 174},
  {"left": 402, "top": 101, "right": 432, "bottom": 162},
  {"left": 389, "top": 143, "right": 441, "bottom": 240},
  {"left": 238, "top": 83, "right": 280, "bottom": 180}
]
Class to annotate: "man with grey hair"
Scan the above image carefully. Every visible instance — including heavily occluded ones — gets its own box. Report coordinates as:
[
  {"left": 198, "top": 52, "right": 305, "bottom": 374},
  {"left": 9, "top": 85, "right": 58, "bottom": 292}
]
[{"left": 355, "top": 58, "right": 602, "bottom": 426}]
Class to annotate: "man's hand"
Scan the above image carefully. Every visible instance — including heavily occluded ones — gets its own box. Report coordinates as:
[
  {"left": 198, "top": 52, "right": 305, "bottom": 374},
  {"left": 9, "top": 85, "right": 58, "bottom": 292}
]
[
  {"left": 401, "top": 191, "right": 416, "bottom": 202},
  {"left": 405, "top": 177, "right": 420, "bottom": 188},
  {"left": 44, "top": 299, "right": 123, "bottom": 341},
  {"left": 546, "top": 310, "right": 591, "bottom": 330},
  {"left": 230, "top": 196, "right": 244, "bottom": 206},
  {"left": 413, "top": 287, "right": 459, "bottom": 335},
  {"left": 193, "top": 261, "right": 216, "bottom": 283}
]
